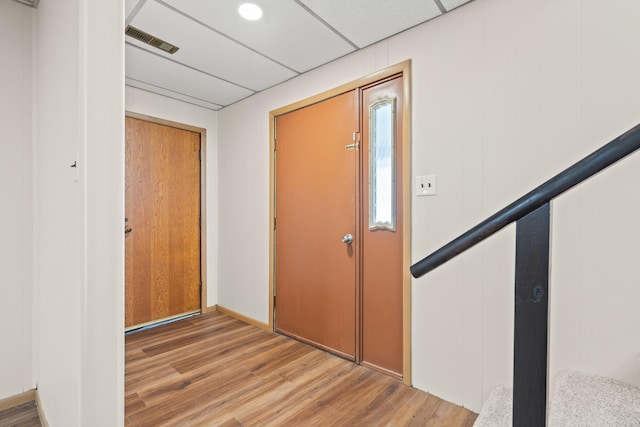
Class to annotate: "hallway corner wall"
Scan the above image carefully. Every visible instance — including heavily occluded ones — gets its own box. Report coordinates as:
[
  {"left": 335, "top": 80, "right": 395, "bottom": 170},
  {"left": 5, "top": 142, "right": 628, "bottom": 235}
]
[{"left": 0, "top": 0, "right": 35, "bottom": 401}]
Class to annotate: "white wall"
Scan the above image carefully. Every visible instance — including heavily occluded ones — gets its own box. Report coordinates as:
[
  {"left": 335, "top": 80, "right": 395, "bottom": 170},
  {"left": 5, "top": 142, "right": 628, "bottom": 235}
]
[
  {"left": 35, "top": 0, "right": 124, "bottom": 425},
  {"left": 218, "top": 0, "right": 640, "bottom": 412},
  {"left": 125, "top": 86, "right": 219, "bottom": 307},
  {"left": 81, "top": 0, "right": 125, "bottom": 424},
  {"left": 0, "top": 0, "right": 35, "bottom": 400},
  {"left": 548, "top": 0, "right": 640, "bottom": 396},
  {"left": 35, "top": 0, "right": 83, "bottom": 421}
]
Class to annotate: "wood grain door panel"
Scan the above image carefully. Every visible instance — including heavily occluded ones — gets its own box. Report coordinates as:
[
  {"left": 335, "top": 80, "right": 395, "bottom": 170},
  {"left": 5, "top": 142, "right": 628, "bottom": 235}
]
[{"left": 125, "top": 117, "right": 201, "bottom": 328}]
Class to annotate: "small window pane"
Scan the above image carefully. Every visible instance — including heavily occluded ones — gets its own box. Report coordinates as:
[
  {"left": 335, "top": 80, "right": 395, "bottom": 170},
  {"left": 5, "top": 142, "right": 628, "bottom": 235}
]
[{"left": 369, "top": 99, "right": 396, "bottom": 231}]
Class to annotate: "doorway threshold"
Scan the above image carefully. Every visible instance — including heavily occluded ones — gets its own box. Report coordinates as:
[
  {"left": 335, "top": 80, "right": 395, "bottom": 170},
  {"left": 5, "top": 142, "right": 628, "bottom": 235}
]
[{"left": 125, "top": 310, "right": 200, "bottom": 335}]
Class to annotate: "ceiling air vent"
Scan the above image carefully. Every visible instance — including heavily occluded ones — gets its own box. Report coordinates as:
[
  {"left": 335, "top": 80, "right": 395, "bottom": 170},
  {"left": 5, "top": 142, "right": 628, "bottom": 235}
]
[{"left": 125, "top": 25, "right": 179, "bottom": 54}]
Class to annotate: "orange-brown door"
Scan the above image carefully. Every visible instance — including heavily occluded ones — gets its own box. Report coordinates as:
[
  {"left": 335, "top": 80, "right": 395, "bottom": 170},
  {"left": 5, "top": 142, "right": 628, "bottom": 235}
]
[
  {"left": 360, "top": 76, "right": 404, "bottom": 377},
  {"left": 275, "top": 91, "right": 358, "bottom": 359},
  {"left": 125, "top": 116, "right": 201, "bottom": 329}
]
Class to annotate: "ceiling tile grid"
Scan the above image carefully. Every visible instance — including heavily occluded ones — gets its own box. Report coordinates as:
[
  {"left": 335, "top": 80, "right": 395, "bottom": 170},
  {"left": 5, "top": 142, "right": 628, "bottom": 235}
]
[
  {"left": 440, "top": 0, "right": 474, "bottom": 11},
  {"left": 126, "top": 44, "right": 254, "bottom": 106},
  {"left": 160, "top": 0, "right": 357, "bottom": 73},
  {"left": 125, "top": 78, "right": 224, "bottom": 110},
  {"left": 125, "top": 0, "right": 141, "bottom": 21},
  {"left": 124, "top": 0, "right": 474, "bottom": 110},
  {"left": 298, "top": 0, "right": 442, "bottom": 48},
  {"left": 128, "top": 1, "right": 297, "bottom": 91}
]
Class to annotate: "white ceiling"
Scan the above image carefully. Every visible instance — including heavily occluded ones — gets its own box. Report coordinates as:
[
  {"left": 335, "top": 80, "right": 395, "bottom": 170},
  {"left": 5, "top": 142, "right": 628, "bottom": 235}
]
[{"left": 125, "top": 0, "right": 474, "bottom": 110}]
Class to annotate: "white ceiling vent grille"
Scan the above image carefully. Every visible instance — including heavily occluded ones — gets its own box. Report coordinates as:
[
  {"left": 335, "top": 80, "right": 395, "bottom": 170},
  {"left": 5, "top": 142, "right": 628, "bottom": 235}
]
[
  {"left": 125, "top": 25, "right": 180, "bottom": 54},
  {"left": 13, "top": 0, "right": 40, "bottom": 7}
]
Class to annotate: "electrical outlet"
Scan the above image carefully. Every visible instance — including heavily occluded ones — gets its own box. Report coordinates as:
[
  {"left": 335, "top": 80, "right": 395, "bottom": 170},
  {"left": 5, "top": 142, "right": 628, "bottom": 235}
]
[{"left": 416, "top": 175, "right": 437, "bottom": 196}]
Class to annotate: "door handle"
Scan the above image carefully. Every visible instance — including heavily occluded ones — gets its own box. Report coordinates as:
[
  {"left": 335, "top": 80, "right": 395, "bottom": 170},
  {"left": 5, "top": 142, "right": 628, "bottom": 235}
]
[
  {"left": 125, "top": 225, "right": 133, "bottom": 234},
  {"left": 341, "top": 234, "right": 353, "bottom": 245}
]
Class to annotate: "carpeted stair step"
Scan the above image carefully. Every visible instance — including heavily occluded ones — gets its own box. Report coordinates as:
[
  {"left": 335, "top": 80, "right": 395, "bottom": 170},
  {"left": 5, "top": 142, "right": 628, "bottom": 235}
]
[
  {"left": 548, "top": 371, "right": 640, "bottom": 426},
  {"left": 473, "top": 371, "right": 640, "bottom": 426},
  {"left": 472, "top": 385, "right": 512, "bottom": 427}
]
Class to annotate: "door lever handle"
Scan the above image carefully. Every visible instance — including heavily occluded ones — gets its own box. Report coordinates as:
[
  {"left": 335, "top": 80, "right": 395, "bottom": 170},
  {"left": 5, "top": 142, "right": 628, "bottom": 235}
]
[{"left": 341, "top": 234, "right": 353, "bottom": 245}]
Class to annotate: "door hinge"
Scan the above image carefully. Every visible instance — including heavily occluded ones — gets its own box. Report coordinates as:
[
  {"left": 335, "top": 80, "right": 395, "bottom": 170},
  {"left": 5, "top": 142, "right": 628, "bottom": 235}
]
[
  {"left": 273, "top": 216, "right": 276, "bottom": 230},
  {"left": 273, "top": 295, "right": 276, "bottom": 308},
  {"left": 199, "top": 148, "right": 201, "bottom": 161}
]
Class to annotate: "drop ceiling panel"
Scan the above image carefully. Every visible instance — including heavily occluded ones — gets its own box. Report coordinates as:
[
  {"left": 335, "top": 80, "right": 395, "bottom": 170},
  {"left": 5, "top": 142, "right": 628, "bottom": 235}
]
[
  {"left": 125, "top": 78, "right": 223, "bottom": 110},
  {"left": 124, "top": 0, "right": 477, "bottom": 109},
  {"left": 300, "top": 0, "right": 442, "bottom": 48},
  {"left": 125, "top": 44, "right": 253, "bottom": 106},
  {"left": 440, "top": 0, "right": 474, "bottom": 12},
  {"left": 125, "top": 0, "right": 142, "bottom": 23},
  {"left": 160, "top": 0, "right": 356, "bottom": 72},
  {"left": 129, "top": 1, "right": 297, "bottom": 91}
]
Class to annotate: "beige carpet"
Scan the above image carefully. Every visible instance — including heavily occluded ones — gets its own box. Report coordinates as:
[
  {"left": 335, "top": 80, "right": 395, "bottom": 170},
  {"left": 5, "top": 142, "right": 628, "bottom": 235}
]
[{"left": 474, "top": 371, "right": 640, "bottom": 426}]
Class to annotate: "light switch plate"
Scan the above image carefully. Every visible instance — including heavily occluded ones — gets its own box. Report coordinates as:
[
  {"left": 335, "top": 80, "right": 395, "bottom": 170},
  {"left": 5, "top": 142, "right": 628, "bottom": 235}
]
[{"left": 416, "top": 175, "right": 437, "bottom": 196}]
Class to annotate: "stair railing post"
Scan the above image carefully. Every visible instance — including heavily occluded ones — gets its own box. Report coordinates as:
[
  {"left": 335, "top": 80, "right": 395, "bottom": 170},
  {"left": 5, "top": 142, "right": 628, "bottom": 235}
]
[{"left": 513, "top": 202, "right": 551, "bottom": 427}]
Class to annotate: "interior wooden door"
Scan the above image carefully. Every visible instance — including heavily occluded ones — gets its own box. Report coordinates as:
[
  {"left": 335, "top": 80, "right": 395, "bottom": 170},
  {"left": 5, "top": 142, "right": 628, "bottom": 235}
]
[
  {"left": 275, "top": 91, "right": 358, "bottom": 360},
  {"left": 125, "top": 116, "right": 201, "bottom": 329},
  {"left": 360, "top": 75, "right": 404, "bottom": 377}
]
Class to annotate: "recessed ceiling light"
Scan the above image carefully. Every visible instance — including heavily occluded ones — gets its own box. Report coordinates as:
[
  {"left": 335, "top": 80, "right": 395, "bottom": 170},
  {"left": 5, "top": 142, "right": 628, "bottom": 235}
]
[{"left": 238, "top": 3, "right": 263, "bottom": 21}]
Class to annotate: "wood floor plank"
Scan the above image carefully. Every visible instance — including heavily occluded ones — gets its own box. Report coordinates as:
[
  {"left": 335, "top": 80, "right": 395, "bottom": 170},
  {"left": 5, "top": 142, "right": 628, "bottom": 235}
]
[
  {"left": 159, "top": 374, "right": 293, "bottom": 426},
  {"left": 170, "top": 328, "right": 278, "bottom": 374},
  {"left": 125, "top": 393, "right": 147, "bottom": 416},
  {"left": 133, "top": 337, "right": 300, "bottom": 410},
  {"left": 126, "top": 359, "right": 182, "bottom": 392},
  {"left": 273, "top": 368, "right": 384, "bottom": 426},
  {"left": 400, "top": 393, "right": 443, "bottom": 426},
  {"left": 125, "top": 311, "right": 478, "bottom": 426},
  {"left": 424, "top": 400, "right": 457, "bottom": 426},
  {"left": 139, "top": 318, "right": 244, "bottom": 357},
  {"left": 0, "top": 401, "right": 42, "bottom": 427},
  {"left": 217, "top": 418, "right": 243, "bottom": 427},
  {"left": 129, "top": 324, "right": 263, "bottom": 378}
]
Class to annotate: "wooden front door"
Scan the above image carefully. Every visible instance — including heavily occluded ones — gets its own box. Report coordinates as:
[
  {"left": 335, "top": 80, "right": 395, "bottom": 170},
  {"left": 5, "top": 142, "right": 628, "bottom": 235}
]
[
  {"left": 275, "top": 91, "right": 359, "bottom": 359},
  {"left": 125, "top": 116, "right": 201, "bottom": 329}
]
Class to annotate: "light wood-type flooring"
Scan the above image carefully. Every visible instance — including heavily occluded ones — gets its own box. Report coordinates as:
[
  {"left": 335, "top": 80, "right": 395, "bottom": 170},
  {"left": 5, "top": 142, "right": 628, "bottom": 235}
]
[
  {"left": 0, "top": 401, "right": 41, "bottom": 427},
  {"left": 126, "top": 311, "right": 478, "bottom": 426}
]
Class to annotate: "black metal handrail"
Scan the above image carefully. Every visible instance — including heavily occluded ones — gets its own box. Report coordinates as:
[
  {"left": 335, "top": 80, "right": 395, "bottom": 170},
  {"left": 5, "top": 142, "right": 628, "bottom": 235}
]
[
  {"left": 411, "top": 122, "right": 640, "bottom": 278},
  {"left": 411, "top": 122, "right": 640, "bottom": 426}
]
